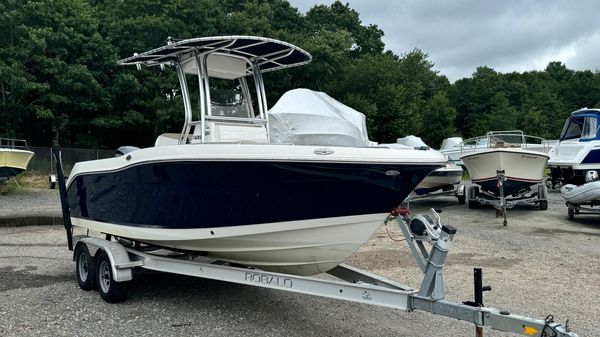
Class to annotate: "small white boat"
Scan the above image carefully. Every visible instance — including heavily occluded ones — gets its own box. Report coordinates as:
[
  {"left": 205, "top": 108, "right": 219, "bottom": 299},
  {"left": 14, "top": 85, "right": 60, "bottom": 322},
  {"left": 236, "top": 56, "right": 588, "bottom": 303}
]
[
  {"left": 414, "top": 164, "right": 463, "bottom": 195},
  {"left": 396, "top": 136, "right": 463, "bottom": 195},
  {"left": 561, "top": 182, "right": 600, "bottom": 204},
  {"left": 561, "top": 171, "right": 600, "bottom": 219},
  {"left": 561, "top": 171, "right": 600, "bottom": 205},
  {"left": 461, "top": 132, "right": 549, "bottom": 196},
  {"left": 441, "top": 131, "right": 550, "bottom": 166},
  {"left": 0, "top": 138, "right": 34, "bottom": 183}
]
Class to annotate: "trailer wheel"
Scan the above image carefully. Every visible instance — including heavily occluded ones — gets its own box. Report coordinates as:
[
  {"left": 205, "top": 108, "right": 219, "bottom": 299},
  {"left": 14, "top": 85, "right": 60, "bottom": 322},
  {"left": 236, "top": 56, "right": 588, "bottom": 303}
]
[
  {"left": 96, "top": 251, "right": 127, "bottom": 303},
  {"left": 539, "top": 200, "right": 548, "bottom": 211},
  {"left": 457, "top": 194, "right": 466, "bottom": 205},
  {"left": 568, "top": 208, "right": 575, "bottom": 220},
  {"left": 74, "top": 244, "right": 95, "bottom": 291}
]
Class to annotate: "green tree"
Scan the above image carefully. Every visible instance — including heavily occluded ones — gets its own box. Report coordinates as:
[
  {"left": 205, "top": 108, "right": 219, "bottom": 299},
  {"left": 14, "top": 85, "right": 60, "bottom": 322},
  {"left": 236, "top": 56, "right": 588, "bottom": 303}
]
[
  {"left": 0, "top": 0, "right": 115, "bottom": 145},
  {"left": 12, "top": 0, "right": 600, "bottom": 150},
  {"left": 421, "top": 92, "right": 458, "bottom": 147},
  {"left": 305, "top": 1, "right": 384, "bottom": 56},
  {"left": 486, "top": 92, "right": 518, "bottom": 131},
  {"left": 450, "top": 66, "right": 503, "bottom": 137},
  {"left": 518, "top": 106, "right": 548, "bottom": 139}
]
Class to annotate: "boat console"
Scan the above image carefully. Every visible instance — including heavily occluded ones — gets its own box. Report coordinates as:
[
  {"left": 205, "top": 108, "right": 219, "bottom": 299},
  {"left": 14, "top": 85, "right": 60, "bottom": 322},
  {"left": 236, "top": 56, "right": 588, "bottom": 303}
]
[{"left": 119, "top": 36, "right": 311, "bottom": 145}]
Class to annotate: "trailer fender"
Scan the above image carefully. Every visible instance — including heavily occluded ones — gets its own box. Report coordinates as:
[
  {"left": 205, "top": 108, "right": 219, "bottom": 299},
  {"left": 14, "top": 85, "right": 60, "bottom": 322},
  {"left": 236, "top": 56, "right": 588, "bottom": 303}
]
[
  {"left": 456, "top": 184, "right": 465, "bottom": 196},
  {"left": 74, "top": 237, "right": 134, "bottom": 282}
]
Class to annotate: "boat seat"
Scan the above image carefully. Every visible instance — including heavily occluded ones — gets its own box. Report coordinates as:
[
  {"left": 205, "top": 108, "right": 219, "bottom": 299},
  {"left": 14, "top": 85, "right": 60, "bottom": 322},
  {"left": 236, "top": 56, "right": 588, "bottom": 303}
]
[{"left": 155, "top": 133, "right": 180, "bottom": 146}]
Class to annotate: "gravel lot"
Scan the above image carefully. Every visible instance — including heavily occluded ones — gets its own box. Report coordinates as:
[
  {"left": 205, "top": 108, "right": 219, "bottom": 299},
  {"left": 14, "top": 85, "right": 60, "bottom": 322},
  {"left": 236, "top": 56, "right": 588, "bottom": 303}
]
[
  {"left": 0, "top": 188, "right": 61, "bottom": 225},
  {"left": 0, "top": 187, "right": 598, "bottom": 336}
]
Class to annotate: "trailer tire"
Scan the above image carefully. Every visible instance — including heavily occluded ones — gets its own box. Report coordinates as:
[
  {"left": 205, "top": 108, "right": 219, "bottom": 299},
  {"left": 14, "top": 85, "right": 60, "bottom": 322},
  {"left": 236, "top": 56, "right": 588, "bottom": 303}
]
[
  {"left": 539, "top": 200, "right": 548, "bottom": 211},
  {"left": 568, "top": 208, "right": 575, "bottom": 220},
  {"left": 457, "top": 194, "right": 466, "bottom": 205},
  {"left": 467, "top": 186, "right": 479, "bottom": 209},
  {"left": 75, "top": 244, "right": 95, "bottom": 291},
  {"left": 96, "top": 251, "right": 127, "bottom": 303}
]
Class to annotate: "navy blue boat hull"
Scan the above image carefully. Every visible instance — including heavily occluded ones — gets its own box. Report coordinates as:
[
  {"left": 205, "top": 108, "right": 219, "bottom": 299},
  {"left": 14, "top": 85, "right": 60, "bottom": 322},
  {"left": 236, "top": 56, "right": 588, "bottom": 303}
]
[{"left": 67, "top": 161, "right": 438, "bottom": 229}]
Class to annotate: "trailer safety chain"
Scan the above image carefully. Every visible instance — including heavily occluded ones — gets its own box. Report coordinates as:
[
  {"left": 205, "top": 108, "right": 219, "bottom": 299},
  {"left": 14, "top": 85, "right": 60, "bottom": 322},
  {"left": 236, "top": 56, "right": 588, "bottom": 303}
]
[
  {"left": 384, "top": 214, "right": 405, "bottom": 242},
  {"left": 541, "top": 314, "right": 565, "bottom": 337}
]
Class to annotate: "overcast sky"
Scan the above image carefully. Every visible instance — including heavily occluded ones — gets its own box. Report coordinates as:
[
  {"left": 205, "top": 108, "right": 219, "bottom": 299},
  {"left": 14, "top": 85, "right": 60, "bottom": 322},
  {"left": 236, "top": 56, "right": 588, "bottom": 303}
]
[{"left": 288, "top": 0, "right": 600, "bottom": 82}]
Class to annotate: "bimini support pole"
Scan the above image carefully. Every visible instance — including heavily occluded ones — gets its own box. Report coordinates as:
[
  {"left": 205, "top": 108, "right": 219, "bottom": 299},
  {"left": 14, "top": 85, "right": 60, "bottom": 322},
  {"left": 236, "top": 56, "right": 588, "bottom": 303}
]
[{"left": 51, "top": 144, "right": 73, "bottom": 251}]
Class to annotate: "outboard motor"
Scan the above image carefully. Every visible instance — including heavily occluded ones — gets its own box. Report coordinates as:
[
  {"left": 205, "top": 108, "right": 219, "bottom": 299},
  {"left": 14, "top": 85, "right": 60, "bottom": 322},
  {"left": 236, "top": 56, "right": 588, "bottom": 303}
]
[
  {"left": 585, "top": 170, "right": 599, "bottom": 183},
  {"left": 408, "top": 208, "right": 442, "bottom": 242},
  {"left": 115, "top": 146, "right": 140, "bottom": 157}
]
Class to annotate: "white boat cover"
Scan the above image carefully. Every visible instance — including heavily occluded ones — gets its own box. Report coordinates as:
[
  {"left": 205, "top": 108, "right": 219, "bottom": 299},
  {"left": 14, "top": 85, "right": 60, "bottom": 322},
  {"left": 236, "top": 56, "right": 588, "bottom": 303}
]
[
  {"left": 268, "top": 89, "right": 370, "bottom": 147},
  {"left": 440, "top": 137, "right": 463, "bottom": 150},
  {"left": 397, "top": 135, "right": 429, "bottom": 149},
  {"left": 561, "top": 181, "right": 600, "bottom": 204},
  {"left": 376, "top": 143, "right": 412, "bottom": 150}
]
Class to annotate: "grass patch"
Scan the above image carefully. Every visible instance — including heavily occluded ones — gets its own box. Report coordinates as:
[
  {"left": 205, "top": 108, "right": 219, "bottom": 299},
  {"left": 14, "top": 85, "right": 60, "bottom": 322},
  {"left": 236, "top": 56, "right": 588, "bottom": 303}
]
[
  {"left": 15, "top": 170, "right": 49, "bottom": 189},
  {"left": 1, "top": 170, "right": 49, "bottom": 194},
  {"left": 462, "top": 168, "right": 470, "bottom": 181}
]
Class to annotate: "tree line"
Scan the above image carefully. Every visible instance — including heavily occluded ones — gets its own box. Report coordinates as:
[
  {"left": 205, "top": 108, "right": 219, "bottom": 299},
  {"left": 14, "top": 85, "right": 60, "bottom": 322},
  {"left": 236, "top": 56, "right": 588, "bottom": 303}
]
[{"left": 1, "top": 0, "right": 599, "bottom": 149}]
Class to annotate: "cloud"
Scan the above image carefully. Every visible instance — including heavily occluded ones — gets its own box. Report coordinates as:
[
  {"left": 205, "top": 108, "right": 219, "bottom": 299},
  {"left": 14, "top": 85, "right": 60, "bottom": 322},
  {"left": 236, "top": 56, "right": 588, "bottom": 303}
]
[{"left": 288, "top": 0, "right": 600, "bottom": 81}]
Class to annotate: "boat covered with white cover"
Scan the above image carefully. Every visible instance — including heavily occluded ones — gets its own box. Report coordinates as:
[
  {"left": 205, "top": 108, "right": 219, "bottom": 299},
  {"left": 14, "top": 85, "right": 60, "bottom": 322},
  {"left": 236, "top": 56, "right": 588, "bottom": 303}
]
[
  {"left": 396, "top": 135, "right": 463, "bottom": 195},
  {"left": 66, "top": 36, "right": 446, "bottom": 276},
  {"left": 561, "top": 182, "right": 600, "bottom": 204},
  {"left": 440, "top": 137, "right": 463, "bottom": 151},
  {"left": 269, "top": 88, "right": 370, "bottom": 147},
  {"left": 561, "top": 171, "right": 600, "bottom": 204}
]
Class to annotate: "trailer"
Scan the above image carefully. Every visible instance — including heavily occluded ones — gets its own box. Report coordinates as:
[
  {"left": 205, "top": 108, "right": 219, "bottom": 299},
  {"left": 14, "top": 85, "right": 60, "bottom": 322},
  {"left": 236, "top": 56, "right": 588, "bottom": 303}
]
[
  {"left": 405, "top": 183, "right": 466, "bottom": 205},
  {"left": 467, "top": 170, "right": 548, "bottom": 226},
  {"left": 566, "top": 200, "right": 600, "bottom": 220},
  {"left": 52, "top": 145, "right": 578, "bottom": 337}
]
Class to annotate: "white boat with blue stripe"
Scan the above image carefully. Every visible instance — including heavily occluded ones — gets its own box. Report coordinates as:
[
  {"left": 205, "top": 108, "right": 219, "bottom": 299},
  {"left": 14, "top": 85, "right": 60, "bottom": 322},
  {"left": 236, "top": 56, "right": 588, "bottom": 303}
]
[{"left": 548, "top": 108, "right": 600, "bottom": 186}]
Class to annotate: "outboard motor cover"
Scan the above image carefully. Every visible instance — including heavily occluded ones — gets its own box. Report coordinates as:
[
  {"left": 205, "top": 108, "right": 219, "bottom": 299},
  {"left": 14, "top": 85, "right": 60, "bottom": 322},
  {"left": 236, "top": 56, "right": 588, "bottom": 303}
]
[{"left": 585, "top": 170, "right": 599, "bottom": 182}]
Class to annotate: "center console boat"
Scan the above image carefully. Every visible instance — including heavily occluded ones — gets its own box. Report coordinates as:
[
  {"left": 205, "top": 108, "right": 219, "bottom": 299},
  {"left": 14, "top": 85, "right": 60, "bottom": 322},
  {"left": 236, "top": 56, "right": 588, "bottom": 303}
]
[{"left": 65, "top": 36, "right": 446, "bottom": 276}]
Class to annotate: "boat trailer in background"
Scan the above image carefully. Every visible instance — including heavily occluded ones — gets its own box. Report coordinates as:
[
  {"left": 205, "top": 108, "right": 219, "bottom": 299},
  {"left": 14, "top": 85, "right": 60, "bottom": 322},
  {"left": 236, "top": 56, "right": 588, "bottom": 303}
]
[
  {"left": 468, "top": 170, "right": 548, "bottom": 226},
  {"left": 52, "top": 145, "right": 578, "bottom": 337},
  {"left": 566, "top": 200, "right": 600, "bottom": 220},
  {"left": 405, "top": 183, "right": 466, "bottom": 205}
]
